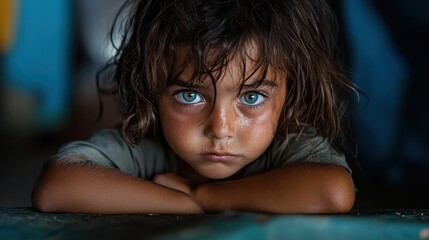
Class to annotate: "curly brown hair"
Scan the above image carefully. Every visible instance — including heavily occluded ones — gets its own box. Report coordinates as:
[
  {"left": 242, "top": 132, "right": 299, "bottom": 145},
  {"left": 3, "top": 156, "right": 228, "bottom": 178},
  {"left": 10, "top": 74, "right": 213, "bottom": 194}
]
[{"left": 98, "top": 0, "right": 355, "bottom": 147}]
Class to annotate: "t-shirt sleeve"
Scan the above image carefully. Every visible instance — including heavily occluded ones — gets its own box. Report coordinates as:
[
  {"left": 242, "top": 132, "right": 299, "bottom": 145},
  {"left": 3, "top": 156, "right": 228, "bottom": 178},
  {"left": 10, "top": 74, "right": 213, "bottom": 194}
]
[
  {"left": 228, "top": 127, "right": 351, "bottom": 180},
  {"left": 270, "top": 127, "right": 351, "bottom": 173},
  {"left": 56, "top": 129, "right": 173, "bottom": 179}
]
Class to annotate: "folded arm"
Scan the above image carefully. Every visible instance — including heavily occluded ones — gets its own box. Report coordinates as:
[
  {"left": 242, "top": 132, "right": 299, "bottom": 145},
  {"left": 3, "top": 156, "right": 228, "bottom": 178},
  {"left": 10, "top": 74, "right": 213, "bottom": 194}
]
[
  {"left": 31, "top": 157, "right": 204, "bottom": 214},
  {"left": 192, "top": 163, "right": 355, "bottom": 213}
]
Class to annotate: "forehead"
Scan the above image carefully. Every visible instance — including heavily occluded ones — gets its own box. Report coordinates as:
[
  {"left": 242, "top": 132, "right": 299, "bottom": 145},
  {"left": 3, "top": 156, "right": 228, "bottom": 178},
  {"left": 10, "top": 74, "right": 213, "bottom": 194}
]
[{"left": 171, "top": 40, "right": 285, "bottom": 85}]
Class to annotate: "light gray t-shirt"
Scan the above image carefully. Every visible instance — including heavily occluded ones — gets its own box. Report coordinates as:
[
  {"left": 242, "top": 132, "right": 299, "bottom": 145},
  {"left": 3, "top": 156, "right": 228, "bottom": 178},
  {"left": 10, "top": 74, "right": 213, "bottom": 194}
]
[{"left": 57, "top": 127, "right": 350, "bottom": 180}]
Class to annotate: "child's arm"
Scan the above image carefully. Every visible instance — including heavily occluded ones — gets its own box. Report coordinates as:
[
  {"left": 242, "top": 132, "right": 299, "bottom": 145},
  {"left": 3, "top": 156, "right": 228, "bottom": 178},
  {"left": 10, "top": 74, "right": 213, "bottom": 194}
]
[
  {"left": 191, "top": 163, "right": 355, "bottom": 213},
  {"left": 31, "top": 158, "right": 204, "bottom": 214}
]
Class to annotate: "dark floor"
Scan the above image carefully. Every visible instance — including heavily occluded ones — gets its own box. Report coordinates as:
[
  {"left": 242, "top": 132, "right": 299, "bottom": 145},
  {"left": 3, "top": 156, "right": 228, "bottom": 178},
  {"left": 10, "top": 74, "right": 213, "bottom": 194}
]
[{"left": 2, "top": 208, "right": 429, "bottom": 240}]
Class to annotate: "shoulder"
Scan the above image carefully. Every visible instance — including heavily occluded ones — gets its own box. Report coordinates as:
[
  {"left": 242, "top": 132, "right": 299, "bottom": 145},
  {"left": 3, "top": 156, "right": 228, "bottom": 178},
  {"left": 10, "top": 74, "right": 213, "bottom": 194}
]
[
  {"left": 268, "top": 125, "right": 351, "bottom": 172},
  {"left": 234, "top": 126, "right": 347, "bottom": 177},
  {"left": 58, "top": 128, "right": 129, "bottom": 159},
  {"left": 57, "top": 129, "right": 175, "bottom": 178},
  {"left": 59, "top": 128, "right": 166, "bottom": 155}
]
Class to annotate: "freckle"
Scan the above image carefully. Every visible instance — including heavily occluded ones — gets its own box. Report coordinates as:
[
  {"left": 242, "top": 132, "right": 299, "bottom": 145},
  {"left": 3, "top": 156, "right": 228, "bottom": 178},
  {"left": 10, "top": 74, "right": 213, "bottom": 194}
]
[
  {"left": 220, "top": 108, "right": 227, "bottom": 128},
  {"left": 240, "top": 117, "right": 251, "bottom": 127},
  {"left": 224, "top": 140, "right": 230, "bottom": 150},
  {"left": 235, "top": 108, "right": 250, "bottom": 126}
]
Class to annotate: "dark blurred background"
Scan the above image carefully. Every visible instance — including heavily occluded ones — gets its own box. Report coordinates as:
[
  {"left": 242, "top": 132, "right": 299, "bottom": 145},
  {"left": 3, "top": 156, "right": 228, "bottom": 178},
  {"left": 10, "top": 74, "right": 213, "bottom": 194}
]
[
  {"left": 0, "top": 0, "right": 428, "bottom": 209},
  {"left": 0, "top": 0, "right": 123, "bottom": 207}
]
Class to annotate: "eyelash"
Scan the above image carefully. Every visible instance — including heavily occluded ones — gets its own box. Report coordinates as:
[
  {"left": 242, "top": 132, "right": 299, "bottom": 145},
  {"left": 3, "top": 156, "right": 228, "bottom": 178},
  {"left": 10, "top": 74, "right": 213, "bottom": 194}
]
[
  {"left": 240, "top": 91, "right": 268, "bottom": 109},
  {"left": 171, "top": 89, "right": 204, "bottom": 107},
  {"left": 171, "top": 89, "right": 269, "bottom": 109}
]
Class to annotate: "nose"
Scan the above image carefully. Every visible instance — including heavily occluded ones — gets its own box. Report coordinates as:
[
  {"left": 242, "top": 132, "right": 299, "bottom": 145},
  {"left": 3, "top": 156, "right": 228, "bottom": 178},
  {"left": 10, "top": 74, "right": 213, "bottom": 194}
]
[{"left": 204, "top": 104, "right": 236, "bottom": 140}]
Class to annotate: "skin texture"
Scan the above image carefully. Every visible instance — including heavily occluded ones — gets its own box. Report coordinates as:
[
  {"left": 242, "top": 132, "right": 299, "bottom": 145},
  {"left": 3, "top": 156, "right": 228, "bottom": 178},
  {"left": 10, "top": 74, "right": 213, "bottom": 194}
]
[
  {"left": 154, "top": 163, "right": 355, "bottom": 213},
  {"left": 33, "top": 159, "right": 203, "bottom": 214},
  {"left": 158, "top": 42, "right": 286, "bottom": 181},
  {"left": 31, "top": 43, "right": 355, "bottom": 214}
]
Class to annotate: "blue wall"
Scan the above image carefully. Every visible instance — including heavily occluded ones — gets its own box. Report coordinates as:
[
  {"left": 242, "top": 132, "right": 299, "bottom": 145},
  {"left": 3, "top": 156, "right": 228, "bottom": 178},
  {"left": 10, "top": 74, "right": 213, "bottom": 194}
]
[
  {"left": 3, "top": 0, "right": 72, "bottom": 130},
  {"left": 340, "top": 0, "right": 429, "bottom": 191}
]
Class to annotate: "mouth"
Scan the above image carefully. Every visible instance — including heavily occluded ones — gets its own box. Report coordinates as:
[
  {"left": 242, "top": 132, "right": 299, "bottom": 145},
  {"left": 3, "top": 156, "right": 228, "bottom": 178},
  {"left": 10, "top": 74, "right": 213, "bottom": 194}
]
[{"left": 201, "top": 152, "right": 240, "bottom": 162}]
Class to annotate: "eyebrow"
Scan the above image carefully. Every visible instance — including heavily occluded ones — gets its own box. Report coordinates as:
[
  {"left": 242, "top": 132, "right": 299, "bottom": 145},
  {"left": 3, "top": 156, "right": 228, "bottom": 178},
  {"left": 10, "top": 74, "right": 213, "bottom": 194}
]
[
  {"left": 169, "top": 79, "right": 201, "bottom": 88},
  {"left": 170, "top": 79, "right": 279, "bottom": 89},
  {"left": 242, "top": 79, "right": 279, "bottom": 89}
]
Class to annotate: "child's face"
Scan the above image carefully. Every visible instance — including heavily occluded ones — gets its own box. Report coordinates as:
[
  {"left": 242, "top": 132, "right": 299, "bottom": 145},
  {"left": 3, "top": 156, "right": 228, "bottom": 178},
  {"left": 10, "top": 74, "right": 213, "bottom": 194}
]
[{"left": 158, "top": 43, "right": 286, "bottom": 180}]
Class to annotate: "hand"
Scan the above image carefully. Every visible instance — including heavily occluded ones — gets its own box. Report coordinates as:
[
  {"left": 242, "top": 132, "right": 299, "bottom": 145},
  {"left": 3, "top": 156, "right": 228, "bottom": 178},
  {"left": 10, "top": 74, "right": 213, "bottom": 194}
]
[{"left": 152, "top": 173, "right": 191, "bottom": 196}]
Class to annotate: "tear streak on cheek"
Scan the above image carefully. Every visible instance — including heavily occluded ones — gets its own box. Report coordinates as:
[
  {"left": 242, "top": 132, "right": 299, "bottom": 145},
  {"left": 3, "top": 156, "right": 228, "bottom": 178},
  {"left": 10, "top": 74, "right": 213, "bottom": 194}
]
[{"left": 235, "top": 108, "right": 251, "bottom": 127}]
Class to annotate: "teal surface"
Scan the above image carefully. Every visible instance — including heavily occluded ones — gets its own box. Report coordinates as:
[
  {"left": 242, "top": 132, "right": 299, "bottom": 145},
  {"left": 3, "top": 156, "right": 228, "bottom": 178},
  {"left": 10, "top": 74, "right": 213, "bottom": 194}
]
[{"left": 1, "top": 208, "right": 429, "bottom": 239}]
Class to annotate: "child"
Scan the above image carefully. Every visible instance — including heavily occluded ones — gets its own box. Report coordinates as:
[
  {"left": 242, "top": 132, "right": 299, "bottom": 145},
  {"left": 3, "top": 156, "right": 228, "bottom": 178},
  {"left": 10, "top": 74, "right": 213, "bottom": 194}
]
[{"left": 32, "top": 0, "right": 356, "bottom": 214}]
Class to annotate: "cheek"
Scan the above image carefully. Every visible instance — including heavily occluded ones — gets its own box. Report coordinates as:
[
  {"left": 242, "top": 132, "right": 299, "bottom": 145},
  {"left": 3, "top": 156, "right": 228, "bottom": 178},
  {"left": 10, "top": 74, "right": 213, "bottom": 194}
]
[
  {"left": 237, "top": 111, "right": 279, "bottom": 155},
  {"left": 165, "top": 121, "right": 196, "bottom": 142},
  {"left": 247, "top": 114, "right": 278, "bottom": 141},
  {"left": 240, "top": 99, "right": 284, "bottom": 150},
  {"left": 159, "top": 100, "right": 200, "bottom": 153},
  {"left": 246, "top": 100, "right": 284, "bottom": 134},
  {"left": 163, "top": 124, "right": 193, "bottom": 155}
]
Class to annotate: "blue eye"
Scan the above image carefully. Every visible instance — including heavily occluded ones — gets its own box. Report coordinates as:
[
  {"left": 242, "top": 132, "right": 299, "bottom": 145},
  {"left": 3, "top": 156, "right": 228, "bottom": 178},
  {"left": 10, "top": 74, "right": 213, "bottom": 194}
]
[
  {"left": 175, "top": 90, "right": 203, "bottom": 104},
  {"left": 240, "top": 92, "right": 265, "bottom": 106}
]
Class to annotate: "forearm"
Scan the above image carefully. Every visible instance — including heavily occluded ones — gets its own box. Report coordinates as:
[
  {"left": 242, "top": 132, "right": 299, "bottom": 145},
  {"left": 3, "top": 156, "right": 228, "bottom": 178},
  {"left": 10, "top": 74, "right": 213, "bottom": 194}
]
[
  {"left": 32, "top": 158, "right": 203, "bottom": 214},
  {"left": 193, "top": 163, "right": 355, "bottom": 213}
]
